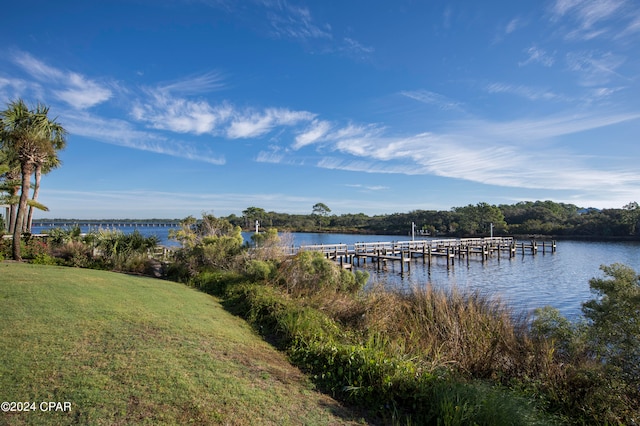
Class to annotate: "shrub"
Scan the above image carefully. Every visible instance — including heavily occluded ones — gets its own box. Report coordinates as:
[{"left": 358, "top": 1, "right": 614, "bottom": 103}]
[
  {"left": 169, "top": 216, "right": 245, "bottom": 277},
  {"left": 0, "top": 237, "right": 11, "bottom": 259},
  {"left": 23, "top": 238, "right": 49, "bottom": 259},
  {"left": 529, "top": 264, "right": 640, "bottom": 424},
  {"left": 93, "top": 228, "right": 158, "bottom": 258},
  {"left": 51, "top": 240, "right": 92, "bottom": 267},
  {"left": 245, "top": 259, "right": 277, "bottom": 281},
  {"left": 46, "top": 225, "right": 83, "bottom": 246},
  {"left": 30, "top": 253, "right": 61, "bottom": 265},
  {"left": 275, "top": 251, "right": 366, "bottom": 296}
]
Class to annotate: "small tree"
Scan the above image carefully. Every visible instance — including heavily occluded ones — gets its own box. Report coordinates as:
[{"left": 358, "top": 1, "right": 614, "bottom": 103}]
[
  {"left": 582, "top": 264, "right": 640, "bottom": 385},
  {"left": 243, "top": 206, "right": 266, "bottom": 230},
  {"left": 312, "top": 202, "right": 331, "bottom": 231},
  {"left": 622, "top": 201, "right": 640, "bottom": 235},
  {"left": 169, "top": 213, "right": 244, "bottom": 276}
]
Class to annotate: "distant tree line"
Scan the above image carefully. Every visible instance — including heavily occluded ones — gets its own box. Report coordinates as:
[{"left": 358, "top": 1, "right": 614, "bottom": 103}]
[{"left": 228, "top": 200, "right": 640, "bottom": 239}]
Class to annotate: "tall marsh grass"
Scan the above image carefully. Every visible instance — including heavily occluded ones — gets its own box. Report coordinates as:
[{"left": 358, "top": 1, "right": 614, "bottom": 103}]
[{"left": 356, "top": 285, "right": 535, "bottom": 380}]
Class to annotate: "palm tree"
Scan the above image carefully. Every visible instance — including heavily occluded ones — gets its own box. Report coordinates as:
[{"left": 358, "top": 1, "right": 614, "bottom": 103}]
[
  {"left": 0, "top": 99, "right": 66, "bottom": 260},
  {"left": 26, "top": 154, "right": 61, "bottom": 231}
]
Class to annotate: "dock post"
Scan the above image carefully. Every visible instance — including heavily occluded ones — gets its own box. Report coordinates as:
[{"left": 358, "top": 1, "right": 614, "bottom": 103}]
[
  {"left": 552, "top": 240, "right": 556, "bottom": 253},
  {"left": 446, "top": 248, "right": 451, "bottom": 270}
]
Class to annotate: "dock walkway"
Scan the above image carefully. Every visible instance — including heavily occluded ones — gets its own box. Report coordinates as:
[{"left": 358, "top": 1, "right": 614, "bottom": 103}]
[{"left": 294, "top": 237, "right": 556, "bottom": 274}]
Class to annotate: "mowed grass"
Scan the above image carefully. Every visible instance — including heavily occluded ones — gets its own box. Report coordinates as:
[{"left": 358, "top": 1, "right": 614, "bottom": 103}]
[{"left": 0, "top": 263, "right": 361, "bottom": 425}]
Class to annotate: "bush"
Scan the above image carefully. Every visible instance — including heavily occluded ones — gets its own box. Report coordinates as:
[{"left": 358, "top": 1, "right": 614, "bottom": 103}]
[
  {"left": 0, "top": 237, "right": 11, "bottom": 259},
  {"left": 51, "top": 240, "right": 93, "bottom": 267},
  {"left": 46, "top": 225, "right": 84, "bottom": 245},
  {"left": 93, "top": 228, "right": 159, "bottom": 258},
  {"left": 245, "top": 259, "right": 277, "bottom": 281},
  {"left": 530, "top": 264, "right": 640, "bottom": 424},
  {"left": 22, "top": 238, "right": 49, "bottom": 259},
  {"left": 275, "top": 251, "right": 366, "bottom": 296},
  {"left": 169, "top": 216, "right": 245, "bottom": 277},
  {"left": 30, "top": 253, "right": 61, "bottom": 265}
]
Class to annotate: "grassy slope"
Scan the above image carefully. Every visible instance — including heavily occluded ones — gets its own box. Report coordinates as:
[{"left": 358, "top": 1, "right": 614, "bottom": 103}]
[{"left": 0, "top": 263, "right": 362, "bottom": 425}]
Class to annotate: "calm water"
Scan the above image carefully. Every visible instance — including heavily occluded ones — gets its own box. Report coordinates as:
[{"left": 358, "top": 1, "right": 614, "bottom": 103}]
[
  {"left": 286, "top": 233, "right": 640, "bottom": 320},
  {"left": 31, "top": 226, "right": 640, "bottom": 319}
]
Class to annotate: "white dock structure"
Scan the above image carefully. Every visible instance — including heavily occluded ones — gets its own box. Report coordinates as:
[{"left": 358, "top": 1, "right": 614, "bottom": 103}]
[{"left": 293, "top": 237, "right": 556, "bottom": 274}]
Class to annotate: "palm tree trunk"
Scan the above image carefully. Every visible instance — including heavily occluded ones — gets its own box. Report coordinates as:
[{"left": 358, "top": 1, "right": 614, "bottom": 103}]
[
  {"left": 7, "top": 169, "right": 20, "bottom": 234},
  {"left": 26, "top": 163, "right": 42, "bottom": 233},
  {"left": 12, "top": 162, "right": 33, "bottom": 261},
  {"left": 8, "top": 187, "right": 18, "bottom": 234}
]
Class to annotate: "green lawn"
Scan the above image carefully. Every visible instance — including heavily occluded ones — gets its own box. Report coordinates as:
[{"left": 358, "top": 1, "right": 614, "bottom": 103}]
[{"left": 0, "top": 263, "right": 362, "bottom": 425}]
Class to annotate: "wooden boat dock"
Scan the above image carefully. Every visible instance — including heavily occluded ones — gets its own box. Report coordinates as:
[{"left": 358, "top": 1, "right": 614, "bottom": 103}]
[{"left": 294, "top": 237, "right": 556, "bottom": 274}]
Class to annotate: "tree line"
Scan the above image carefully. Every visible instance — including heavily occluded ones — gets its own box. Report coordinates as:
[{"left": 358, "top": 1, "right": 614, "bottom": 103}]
[{"left": 230, "top": 200, "right": 640, "bottom": 238}]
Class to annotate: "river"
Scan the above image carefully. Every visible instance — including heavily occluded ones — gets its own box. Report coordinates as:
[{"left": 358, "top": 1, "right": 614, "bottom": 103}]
[{"left": 30, "top": 226, "right": 640, "bottom": 320}]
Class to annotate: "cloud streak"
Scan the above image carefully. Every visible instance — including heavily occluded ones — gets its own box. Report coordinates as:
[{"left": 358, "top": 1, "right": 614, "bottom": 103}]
[
  {"left": 12, "top": 51, "right": 113, "bottom": 109},
  {"left": 400, "top": 90, "right": 464, "bottom": 111},
  {"left": 64, "top": 111, "right": 226, "bottom": 165},
  {"left": 311, "top": 111, "right": 640, "bottom": 197},
  {"left": 550, "top": 0, "right": 638, "bottom": 41}
]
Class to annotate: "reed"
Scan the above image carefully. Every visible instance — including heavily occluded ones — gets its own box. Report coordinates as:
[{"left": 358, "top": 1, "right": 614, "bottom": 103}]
[{"left": 356, "top": 285, "right": 533, "bottom": 379}]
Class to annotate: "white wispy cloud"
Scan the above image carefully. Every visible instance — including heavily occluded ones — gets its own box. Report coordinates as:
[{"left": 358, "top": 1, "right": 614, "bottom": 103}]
[
  {"left": 486, "top": 83, "right": 563, "bottom": 102},
  {"left": 400, "top": 90, "right": 464, "bottom": 111},
  {"left": 54, "top": 73, "right": 113, "bottom": 109},
  {"left": 133, "top": 75, "right": 316, "bottom": 138},
  {"left": 64, "top": 111, "right": 226, "bottom": 165},
  {"left": 345, "top": 184, "right": 389, "bottom": 191},
  {"left": 0, "top": 76, "right": 32, "bottom": 97},
  {"left": 519, "top": 46, "right": 555, "bottom": 67},
  {"left": 452, "top": 112, "right": 640, "bottom": 142},
  {"left": 132, "top": 91, "right": 233, "bottom": 134},
  {"left": 619, "top": 13, "right": 640, "bottom": 37},
  {"left": 255, "top": 150, "right": 284, "bottom": 164},
  {"left": 12, "top": 51, "right": 112, "bottom": 109},
  {"left": 226, "top": 108, "right": 315, "bottom": 138},
  {"left": 565, "top": 50, "right": 627, "bottom": 86},
  {"left": 156, "top": 71, "right": 226, "bottom": 95},
  {"left": 340, "top": 37, "right": 375, "bottom": 58},
  {"left": 262, "top": 0, "right": 332, "bottom": 40},
  {"left": 505, "top": 17, "right": 524, "bottom": 34},
  {"left": 550, "top": 0, "right": 634, "bottom": 40},
  {"left": 313, "top": 111, "right": 640, "bottom": 197},
  {"left": 328, "top": 123, "right": 383, "bottom": 140},
  {"left": 294, "top": 119, "right": 331, "bottom": 149}
]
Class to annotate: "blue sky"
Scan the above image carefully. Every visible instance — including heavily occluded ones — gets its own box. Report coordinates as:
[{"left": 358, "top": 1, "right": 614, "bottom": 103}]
[{"left": 2, "top": 0, "right": 639, "bottom": 219}]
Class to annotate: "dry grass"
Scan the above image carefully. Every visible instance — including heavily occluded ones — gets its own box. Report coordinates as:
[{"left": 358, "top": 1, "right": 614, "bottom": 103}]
[{"left": 302, "top": 283, "right": 543, "bottom": 382}]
